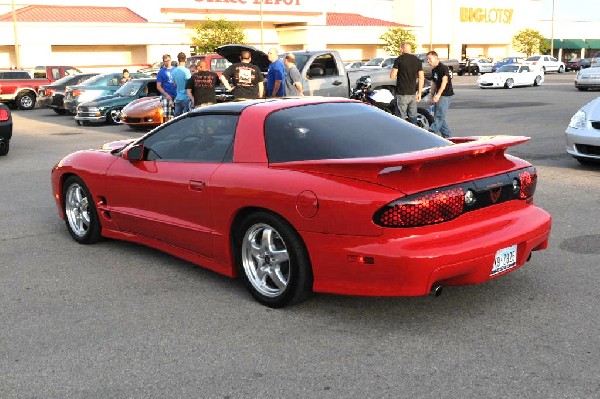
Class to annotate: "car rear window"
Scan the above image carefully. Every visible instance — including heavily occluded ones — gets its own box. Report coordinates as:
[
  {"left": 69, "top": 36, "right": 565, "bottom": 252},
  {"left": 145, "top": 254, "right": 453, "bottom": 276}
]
[{"left": 265, "top": 102, "right": 449, "bottom": 163}]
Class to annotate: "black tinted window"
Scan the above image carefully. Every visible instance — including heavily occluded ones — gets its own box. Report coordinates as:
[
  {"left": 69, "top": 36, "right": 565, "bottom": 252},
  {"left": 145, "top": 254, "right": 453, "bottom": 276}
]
[
  {"left": 141, "top": 114, "right": 238, "bottom": 162},
  {"left": 265, "top": 102, "right": 449, "bottom": 163}
]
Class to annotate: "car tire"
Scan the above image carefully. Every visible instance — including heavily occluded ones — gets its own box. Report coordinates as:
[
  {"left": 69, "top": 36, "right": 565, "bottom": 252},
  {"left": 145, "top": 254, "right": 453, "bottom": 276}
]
[
  {"left": 558, "top": 65, "right": 564, "bottom": 73},
  {"left": 533, "top": 76, "right": 542, "bottom": 86},
  {"left": 15, "top": 92, "right": 36, "bottom": 110},
  {"left": 236, "top": 211, "right": 313, "bottom": 308},
  {"left": 416, "top": 107, "right": 434, "bottom": 130},
  {"left": 0, "top": 140, "right": 9, "bottom": 156},
  {"left": 62, "top": 176, "right": 102, "bottom": 244},
  {"left": 473, "top": 66, "right": 480, "bottom": 75},
  {"left": 52, "top": 108, "right": 68, "bottom": 115},
  {"left": 577, "top": 87, "right": 588, "bottom": 91},
  {"left": 504, "top": 78, "right": 514, "bottom": 89},
  {"left": 107, "top": 108, "right": 122, "bottom": 124}
]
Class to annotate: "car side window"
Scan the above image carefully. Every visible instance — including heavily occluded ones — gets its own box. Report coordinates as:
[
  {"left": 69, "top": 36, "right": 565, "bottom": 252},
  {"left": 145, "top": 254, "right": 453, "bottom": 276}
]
[
  {"left": 308, "top": 54, "right": 339, "bottom": 78},
  {"left": 141, "top": 114, "right": 238, "bottom": 163}
]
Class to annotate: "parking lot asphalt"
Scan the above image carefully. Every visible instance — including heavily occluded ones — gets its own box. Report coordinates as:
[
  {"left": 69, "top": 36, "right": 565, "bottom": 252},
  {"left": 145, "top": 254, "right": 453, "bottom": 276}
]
[{"left": 1, "top": 71, "right": 599, "bottom": 398}]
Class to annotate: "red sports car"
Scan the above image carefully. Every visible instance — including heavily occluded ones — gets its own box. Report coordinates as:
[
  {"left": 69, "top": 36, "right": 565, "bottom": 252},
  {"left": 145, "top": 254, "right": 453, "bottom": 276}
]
[{"left": 51, "top": 97, "right": 552, "bottom": 308}]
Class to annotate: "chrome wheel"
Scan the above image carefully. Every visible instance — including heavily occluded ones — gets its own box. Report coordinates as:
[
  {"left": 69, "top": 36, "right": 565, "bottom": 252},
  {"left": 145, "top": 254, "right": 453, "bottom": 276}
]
[
  {"left": 63, "top": 176, "right": 101, "bottom": 244},
  {"left": 65, "top": 183, "right": 92, "bottom": 238},
  {"left": 108, "top": 109, "right": 122, "bottom": 124},
  {"left": 242, "top": 223, "right": 291, "bottom": 298},
  {"left": 237, "top": 211, "right": 313, "bottom": 308},
  {"left": 505, "top": 78, "right": 514, "bottom": 89}
]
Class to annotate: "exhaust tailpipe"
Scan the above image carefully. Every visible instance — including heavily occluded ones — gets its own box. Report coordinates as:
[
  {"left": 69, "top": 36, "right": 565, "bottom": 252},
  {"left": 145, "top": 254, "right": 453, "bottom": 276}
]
[{"left": 430, "top": 284, "right": 443, "bottom": 297}]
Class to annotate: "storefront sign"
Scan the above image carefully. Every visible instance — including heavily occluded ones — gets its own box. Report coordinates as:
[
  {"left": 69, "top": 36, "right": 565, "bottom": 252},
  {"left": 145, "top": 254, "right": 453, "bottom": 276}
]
[
  {"left": 459, "top": 7, "right": 513, "bottom": 24},
  {"left": 195, "top": 0, "right": 301, "bottom": 5}
]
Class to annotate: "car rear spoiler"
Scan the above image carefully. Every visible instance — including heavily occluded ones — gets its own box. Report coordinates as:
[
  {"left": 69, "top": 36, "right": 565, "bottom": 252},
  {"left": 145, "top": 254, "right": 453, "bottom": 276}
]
[{"left": 274, "top": 135, "right": 530, "bottom": 180}]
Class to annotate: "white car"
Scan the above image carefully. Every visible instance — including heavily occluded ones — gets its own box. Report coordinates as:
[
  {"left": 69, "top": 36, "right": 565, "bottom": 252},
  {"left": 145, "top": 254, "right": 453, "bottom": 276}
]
[
  {"left": 468, "top": 57, "right": 494, "bottom": 74},
  {"left": 565, "top": 96, "right": 600, "bottom": 164},
  {"left": 574, "top": 61, "right": 600, "bottom": 91},
  {"left": 524, "top": 55, "right": 565, "bottom": 74},
  {"left": 361, "top": 56, "right": 395, "bottom": 69},
  {"left": 477, "top": 64, "right": 544, "bottom": 89}
]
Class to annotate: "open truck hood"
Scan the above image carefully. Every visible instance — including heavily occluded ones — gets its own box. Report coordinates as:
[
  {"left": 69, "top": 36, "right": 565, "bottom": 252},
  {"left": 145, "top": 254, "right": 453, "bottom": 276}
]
[{"left": 215, "top": 44, "right": 270, "bottom": 73}]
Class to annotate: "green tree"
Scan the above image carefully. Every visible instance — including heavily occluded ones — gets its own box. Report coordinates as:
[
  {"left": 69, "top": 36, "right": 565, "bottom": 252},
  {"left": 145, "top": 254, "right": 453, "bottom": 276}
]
[
  {"left": 191, "top": 18, "right": 246, "bottom": 54},
  {"left": 379, "top": 27, "right": 418, "bottom": 56},
  {"left": 511, "top": 29, "right": 549, "bottom": 57}
]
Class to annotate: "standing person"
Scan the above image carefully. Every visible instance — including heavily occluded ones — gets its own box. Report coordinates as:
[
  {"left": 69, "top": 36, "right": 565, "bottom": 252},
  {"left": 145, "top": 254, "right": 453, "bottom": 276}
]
[
  {"left": 283, "top": 52, "right": 303, "bottom": 96},
  {"left": 389, "top": 42, "right": 424, "bottom": 124},
  {"left": 172, "top": 52, "right": 192, "bottom": 116},
  {"left": 427, "top": 50, "right": 454, "bottom": 138},
  {"left": 186, "top": 61, "right": 219, "bottom": 108},
  {"left": 220, "top": 50, "right": 264, "bottom": 100},
  {"left": 156, "top": 54, "right": 176, "bottom": 123},
  {"left": 119, "top": 69, "right": 131, "bottom": 86},
  {"left": 266, "top": 48, "right": 285, "bottom": 97}
]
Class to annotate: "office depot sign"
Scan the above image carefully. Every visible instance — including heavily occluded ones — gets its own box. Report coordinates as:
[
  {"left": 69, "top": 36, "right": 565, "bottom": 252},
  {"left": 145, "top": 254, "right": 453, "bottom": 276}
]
[{"left": 196, "top": 0, "right": 302, "bottom": 5}]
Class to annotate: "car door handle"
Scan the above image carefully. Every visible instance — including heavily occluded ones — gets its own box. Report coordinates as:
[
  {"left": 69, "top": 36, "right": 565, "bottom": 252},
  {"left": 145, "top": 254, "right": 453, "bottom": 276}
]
[
  {"left": 189, "top": 180, "right": 206, "bottom": 191},
  {"left": 332, "top": 81, "right": 342, "bottom": 86}
]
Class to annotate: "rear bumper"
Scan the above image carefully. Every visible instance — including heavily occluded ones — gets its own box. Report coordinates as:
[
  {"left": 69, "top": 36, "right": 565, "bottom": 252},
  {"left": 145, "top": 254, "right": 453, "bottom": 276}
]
[{"left": 304, "top": 202, "right": 552, "bottom": 297}]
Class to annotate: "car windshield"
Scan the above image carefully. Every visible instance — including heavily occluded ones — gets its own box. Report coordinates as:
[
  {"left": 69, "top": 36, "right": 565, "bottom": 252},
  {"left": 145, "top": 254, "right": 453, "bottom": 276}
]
[
  {"left": 115, "top": 80, "right": 145, "bottom": 96},
  {"left": 265, "top": 102, "right": 449, "bottom": 163},
  {"left": 526, "top": 56, "right": 540, "bottom": 61},
  {"left": 364, "top": 58, "right": 384, "bottom": 66},
  {"left": 498, "top": 65, "right": 519, "bottom": 73}
]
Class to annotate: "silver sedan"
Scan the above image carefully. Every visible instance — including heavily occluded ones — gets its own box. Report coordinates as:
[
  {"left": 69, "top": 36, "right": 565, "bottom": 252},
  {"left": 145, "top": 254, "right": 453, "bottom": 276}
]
[{"left": 565, "top": 96, "right": 600, "bottom": 164}]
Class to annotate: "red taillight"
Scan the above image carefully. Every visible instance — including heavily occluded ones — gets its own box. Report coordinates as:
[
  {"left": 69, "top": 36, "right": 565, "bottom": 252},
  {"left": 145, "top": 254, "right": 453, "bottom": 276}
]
[
  {"left": 45, "top": 88, "right": 56, "bottom": 95},
  {"left": 518, "top": 169, "right": 537, "bottom": 199},
  {"left": 374, "top": 167, "right": 538, "bottom": 228},
  {"left": 377, "top": 187, "right": 465, "bottom": 227},
  {"left": 72, "top": 89, "right": 84, "bottom": 97},
  {"left": 0, "top": 108, "right": 8, "bottom": 122}
]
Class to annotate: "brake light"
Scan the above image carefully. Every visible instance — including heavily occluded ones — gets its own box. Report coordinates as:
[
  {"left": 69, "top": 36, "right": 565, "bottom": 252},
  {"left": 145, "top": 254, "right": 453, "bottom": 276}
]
[
  {"left": 377, "top": 187, "right": 465, "bottom": 227},
  {"left": 72, "top": 89, "right": 84, "bottom": 97},
  {"left": 0, "top": 108, "right": 8, "bottom": 121},
  {"left": 45, "top": 88, "right": 56, "bottom": 95},
  {"left": 374, "top": 167, "right": 538, "bottom": 228},
  {"left": 517, "top": 169, "right": 537, "bottom": 200}
]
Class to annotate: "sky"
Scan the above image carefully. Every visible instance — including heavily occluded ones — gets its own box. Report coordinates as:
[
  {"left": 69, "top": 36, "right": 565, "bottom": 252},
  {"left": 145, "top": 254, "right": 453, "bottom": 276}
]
[{"left": 540, "top": 0, "right": 600, "bottom": 22}]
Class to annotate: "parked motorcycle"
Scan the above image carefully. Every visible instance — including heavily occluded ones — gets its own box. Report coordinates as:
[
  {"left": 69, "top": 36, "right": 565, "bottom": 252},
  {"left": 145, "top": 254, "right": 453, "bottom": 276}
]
[{"left": 350, "top": 75, "right": 434, "bottom": 130}]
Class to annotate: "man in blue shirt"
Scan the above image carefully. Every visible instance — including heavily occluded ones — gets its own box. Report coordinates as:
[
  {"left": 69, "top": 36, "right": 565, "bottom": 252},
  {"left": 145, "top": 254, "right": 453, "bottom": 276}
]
[
  {"left": 172, "top": 52, "right": 192, "bottom": 116},
  {"left": 266, "top": 48, "right": 286, "bottom": 97},
  {"left": 156, "top": 54, "right": 177, "bottom": 123}
]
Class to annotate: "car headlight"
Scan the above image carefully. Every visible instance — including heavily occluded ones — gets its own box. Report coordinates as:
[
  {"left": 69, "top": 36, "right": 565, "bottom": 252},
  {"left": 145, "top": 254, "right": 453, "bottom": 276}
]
[{"left": 568, "top": 110, "right": 587, "bottom": 129}]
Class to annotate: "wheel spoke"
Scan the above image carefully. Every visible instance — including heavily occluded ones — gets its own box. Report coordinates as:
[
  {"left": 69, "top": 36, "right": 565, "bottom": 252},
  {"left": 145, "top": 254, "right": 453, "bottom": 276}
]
[
  {"left": 260, "top": 228, "right": 275, "bottom": 252},
  {"left": 270, "top": 248, "right": 289, "bottom": 265},
  {"left": 268, "top": 267, "right": 288, "bottom": 290}
]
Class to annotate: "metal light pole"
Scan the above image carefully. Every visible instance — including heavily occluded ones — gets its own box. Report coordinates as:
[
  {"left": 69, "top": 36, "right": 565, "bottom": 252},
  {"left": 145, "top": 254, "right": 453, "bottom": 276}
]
[
  {"left": 429, "top": 0, "right": 433, "bottom": 51},
  {"left": 11, "top": 0, "right": 20, "bottom": 68},
  {"left": 259, "top": 0, "right": 264, "bottom": 51},
  {"left": 550, "top": 0, "right": 555, "bottom": 56}
]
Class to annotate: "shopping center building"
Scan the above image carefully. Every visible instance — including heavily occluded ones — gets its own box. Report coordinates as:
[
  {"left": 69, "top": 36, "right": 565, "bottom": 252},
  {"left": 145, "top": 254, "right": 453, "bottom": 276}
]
[{"left": 0, "top": 0, "right": 598, "bottom": 69}]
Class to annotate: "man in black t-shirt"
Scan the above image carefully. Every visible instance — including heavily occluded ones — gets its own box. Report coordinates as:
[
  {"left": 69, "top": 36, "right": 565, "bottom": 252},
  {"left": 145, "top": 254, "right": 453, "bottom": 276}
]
[
  {"left": 219, "top": 50, "right": 264, "bottom": 99},
  {"left": 389, "top": 42, "right": 424, "bottom": 124},
  {"left": 186, "top": 61, "right": 219, "bottom": 108},
  {"left": 427, "top": 51, "right": 454, "bottom": 138}
]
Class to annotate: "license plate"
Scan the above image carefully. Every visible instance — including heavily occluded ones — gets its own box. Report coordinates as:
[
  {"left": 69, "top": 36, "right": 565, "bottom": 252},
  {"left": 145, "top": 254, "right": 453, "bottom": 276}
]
[{"left": 491, "top": 245, "right": 517, "bottom": 275}]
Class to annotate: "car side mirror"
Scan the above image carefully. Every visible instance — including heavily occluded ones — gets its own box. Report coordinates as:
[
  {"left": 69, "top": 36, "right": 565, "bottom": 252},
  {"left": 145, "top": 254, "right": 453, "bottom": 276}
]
[{"left": 122, "top": 144, "right": 145, "bottom": 161}]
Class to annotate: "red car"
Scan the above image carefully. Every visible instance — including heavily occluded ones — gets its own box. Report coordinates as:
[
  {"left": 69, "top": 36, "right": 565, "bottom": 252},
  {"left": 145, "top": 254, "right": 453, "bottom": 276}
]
[{"left": 51, "top": 98, "right": 552, "bottom": 308}]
